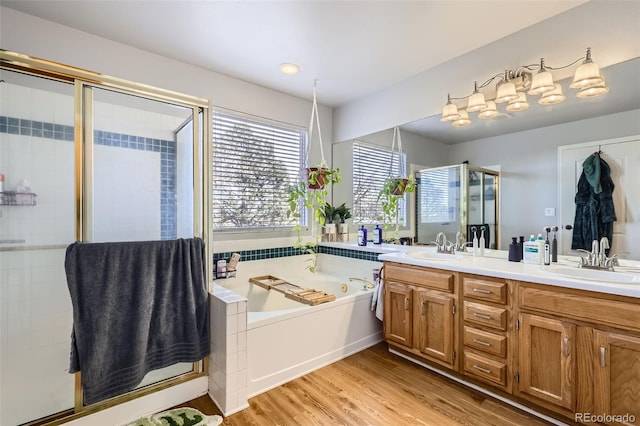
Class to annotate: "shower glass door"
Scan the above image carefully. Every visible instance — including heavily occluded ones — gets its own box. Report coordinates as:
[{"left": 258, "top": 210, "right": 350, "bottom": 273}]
[
  {"left": 1, "top": 62, "right": 207, "bottom": 424},
  {"left": 0, "top": 70, "right": 76, "bottom": 425},
  {"left": 85, "top": 86, "right": 198, "bottom": 388}
]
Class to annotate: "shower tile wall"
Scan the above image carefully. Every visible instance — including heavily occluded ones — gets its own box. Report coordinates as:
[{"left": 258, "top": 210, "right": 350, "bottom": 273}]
[{"left": 0, "top": 80, "right": 187, "bottom": 425}]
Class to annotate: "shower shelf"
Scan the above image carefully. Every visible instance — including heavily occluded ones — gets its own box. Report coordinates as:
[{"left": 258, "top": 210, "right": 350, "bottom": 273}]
[{"left": 0, "top": 191, "right": 37, "bottom": 206}]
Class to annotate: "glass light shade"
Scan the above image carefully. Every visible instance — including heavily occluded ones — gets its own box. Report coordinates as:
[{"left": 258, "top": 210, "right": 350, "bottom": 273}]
[
  {"left": 467, "top": 91, "right": 487, "bottom": 112},
  {"left": 478, "top": 101, "right": 499, "bottom": 119},
  {"left": 505, "top": 92, "right": 530, "bottom": 112},
  {"left": 495, "top": 81, "right": 518, "bottom": 103},
  {"left": 576, "top": 81, "right": 609, "bottom": 98},
  {"left": 528, "top": 70, "right": 555, "bottom": 95},
  {"left": 570, "top": 61, "right": 604, "bottom": 89},
  {"left": 441, "top": 101, "right": 460, "bottom": 122},
  {"left": 538, "top": 84, "right": 566, "bottom": 105},
  {"left": 451, "top": 109, "right": 471, "bottom": 127}
]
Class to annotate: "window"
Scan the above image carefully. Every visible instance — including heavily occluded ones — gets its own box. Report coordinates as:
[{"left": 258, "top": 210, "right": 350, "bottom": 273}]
[
  {"left": 352, "top": 142, "right": 406, "bottom": 224},
  {"left": 212, "top": 111, "right": 306, "bottom": 230},
  {"left": 419, "top": 167, "right": 456, "bottom": 223}
]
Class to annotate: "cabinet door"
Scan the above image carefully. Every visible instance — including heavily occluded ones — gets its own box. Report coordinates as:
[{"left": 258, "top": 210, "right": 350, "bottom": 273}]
[
  {"left": 384, "top": 282, "right": 412, "bottom": 347},
  {"left": 413, "top": 289, "right": 455, "bottom": 367},
  {"left": 518, "top": 313, "right": 575, "bottom": 411},
  {"left": 593, "top": 330, "right": 640, "bottom": 425}
]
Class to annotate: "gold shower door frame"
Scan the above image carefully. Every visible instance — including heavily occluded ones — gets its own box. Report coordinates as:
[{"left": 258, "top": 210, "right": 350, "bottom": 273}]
[{"left": 0, "top": 50, "right": 212, "bottom": 425}]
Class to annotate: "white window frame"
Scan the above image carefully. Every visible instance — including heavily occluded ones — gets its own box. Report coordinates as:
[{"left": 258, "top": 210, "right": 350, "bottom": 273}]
[{"left": 211, "top": 109, "right": 307, "bottom": 235}]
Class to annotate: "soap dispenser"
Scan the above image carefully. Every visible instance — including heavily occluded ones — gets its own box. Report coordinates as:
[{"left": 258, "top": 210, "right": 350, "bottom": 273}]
[
  {"left": 509, "top": 237, "right": 521, "bottom": 262},
  {"left": 358, "top": 225, "right": 367, "bottom": 246}
]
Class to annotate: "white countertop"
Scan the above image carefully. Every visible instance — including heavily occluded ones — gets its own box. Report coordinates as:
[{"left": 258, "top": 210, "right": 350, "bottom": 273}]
[{"left": 375, "top": 247, "right": 640, "bottom": 299}]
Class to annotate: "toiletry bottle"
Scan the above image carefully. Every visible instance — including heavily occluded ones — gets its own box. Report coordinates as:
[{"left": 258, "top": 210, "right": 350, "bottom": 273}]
[
  {"left": 523, "top": 235, "right": 539, "bottom": 264},
  {"left": 372, "top": 225, "right": 382, "bottom": 245},
  {"left": 536, "top": 234, "right": 545, "bottom": 265},
  {"left": 519, "top": 236, "right": 525, "bottom": 261},
  {"left": 358, "top": 225, "right": 367, "bottom": 246},
  {"left": 508, "top": 237, "right": 521, "bottom": 262},
  {"left": 479, "top": 227, "right": 485, "bottom": 257},
  {"left": 543, "top": 233, "right": 551, "bottom": 266},
  {"left": 472, "top": 227, "right": 479, "bottom": 257},
  {"left": 551, "top": 226, "right": 558, "bottom": 263}
]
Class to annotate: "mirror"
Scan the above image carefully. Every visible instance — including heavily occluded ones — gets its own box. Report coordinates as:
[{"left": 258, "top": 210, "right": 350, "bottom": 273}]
[
  {"left": 332, "top": 58, "right": 640, "bottom": 259},
  {"left": 415, "top": 165, "right": 499, "bottom": 249}
]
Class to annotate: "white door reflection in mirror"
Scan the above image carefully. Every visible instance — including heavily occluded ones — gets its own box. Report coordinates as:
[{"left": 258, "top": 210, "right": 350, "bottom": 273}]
[{"left": 559, "top": 136, "right": 640, "bottom": 259}]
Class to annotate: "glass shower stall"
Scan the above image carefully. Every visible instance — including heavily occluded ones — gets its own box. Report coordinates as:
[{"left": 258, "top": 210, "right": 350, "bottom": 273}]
[{"left": 0, "top": 51, "right": 210, "bottom": 425}]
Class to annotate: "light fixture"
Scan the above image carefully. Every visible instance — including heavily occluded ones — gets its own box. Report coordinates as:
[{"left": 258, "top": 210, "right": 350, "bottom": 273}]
[
  {"left": 451, "top": 109, "right": 471, "bottom": 127},
  {"left": 441, "top": 94, "right": 460, "bottom": 122},
  {"left": 478, "top": 101, "right": 499, "bottom": 119},
  {"left": 467, "top": 81, "right": 487, "bottom": 112},
  {"left": 505, "top": 92, "right": 530, "bottom": 112},
  {"left": 495, "top": 71, "right": 518, "bottom": 103},
  {"left": 440, "top": 47, "right": 609, "bottom": 128},
  {"left": 539, "top": 84, "right": 566, "bottom": 105},
  {"left": 570, "top": 48, "right": 604, "bottom": 89},
  {"left": 528, "top": 58, "right": 555, "bottom": 95},
  {"left": 576, "top": 80, "right": 610, "bottom": 98},
  {"left": 279, "top": 62, "right": 301, "bottom": 75}
]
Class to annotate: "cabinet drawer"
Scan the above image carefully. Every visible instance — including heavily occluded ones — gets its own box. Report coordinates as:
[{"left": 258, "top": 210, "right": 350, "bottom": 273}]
[
  {"left": 463, "top": 326, "right": 507, "bottom": 358},
  {"left": 463, "top": 350, "right": 507, "bottom": 388},
  {"left": 384, "top": 262, "right": 455, "bottom": 293},
  {"left": 463, "top": 277, "right": 507, "bottom": 304},
  {"left": 519, "top": 285, "right": 640, "bottom": 332},
  {"left": 463, "top": 301, "right": 507, "bottom": 331}
]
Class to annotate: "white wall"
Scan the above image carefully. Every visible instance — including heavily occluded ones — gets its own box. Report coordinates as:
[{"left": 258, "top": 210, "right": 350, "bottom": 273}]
[{"left": 448, "top": 109, "right": 640, "bottom": 250}]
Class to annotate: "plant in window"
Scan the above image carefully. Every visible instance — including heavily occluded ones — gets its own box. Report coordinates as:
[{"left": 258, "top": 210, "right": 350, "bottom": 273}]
[
  {"left": 377, "top": 127, "right": 415, "bottom": 242},
  {"left": 333, "top": 203, "right": 352, "bottom": 238},
  {"left": 287, "top": 81, "right": 342, "bottom": 272}
]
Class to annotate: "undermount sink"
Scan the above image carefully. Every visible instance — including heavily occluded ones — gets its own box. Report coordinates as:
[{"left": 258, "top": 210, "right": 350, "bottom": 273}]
[
  {"left": 405, "top": 250, "right": 461, "bottom": 261},
  {"left": 541, "top": 266, "right": 640, "bottom": 284}
]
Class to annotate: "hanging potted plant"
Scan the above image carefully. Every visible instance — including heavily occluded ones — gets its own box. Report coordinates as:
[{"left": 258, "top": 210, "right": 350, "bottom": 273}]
[
  {"left": 377, "top": 126, "right": 416, "bottom": 242},
  {"left": 287, "top": 81, "right": 341, "bottom": 271}
]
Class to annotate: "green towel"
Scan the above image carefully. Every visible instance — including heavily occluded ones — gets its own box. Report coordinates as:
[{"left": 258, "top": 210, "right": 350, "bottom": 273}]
[{"left": 582, "top": 153, "right": 602, "bottom": 194}]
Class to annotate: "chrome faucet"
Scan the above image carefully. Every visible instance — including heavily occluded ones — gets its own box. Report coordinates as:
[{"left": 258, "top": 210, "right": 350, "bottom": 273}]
[
  {"left": 432, "top": 232, "right": 455, "bottom": 254},
  {"left": 349, "top": 277, "right": 375, "bottom": 290},
  {"left": 577, "top": 238, "right": 617, "bottom": 271}
]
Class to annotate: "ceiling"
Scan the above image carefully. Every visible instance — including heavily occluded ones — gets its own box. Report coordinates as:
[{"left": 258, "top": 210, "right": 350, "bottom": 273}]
[{"left": 1, "top": 0, "right": 585, "bottom": 108}]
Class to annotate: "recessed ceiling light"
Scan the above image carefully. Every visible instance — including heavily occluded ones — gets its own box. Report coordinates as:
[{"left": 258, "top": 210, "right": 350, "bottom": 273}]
[{"left": 280, "top": 63, "right": 301, "bottom": 75}]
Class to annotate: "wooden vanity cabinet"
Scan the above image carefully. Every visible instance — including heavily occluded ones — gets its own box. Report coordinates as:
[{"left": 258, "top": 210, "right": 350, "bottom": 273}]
[
  {"left": 592, "top": 331, "right": 640, "bottom": 426},
  {"left": 517, "top": 313, "right": 576, "bottom": 411},
  {"left": 383, "top": 262, "right": 458, "bottom": 370},
  {"left": 516, "top": 282, "right": 640, "bottom": 424}
]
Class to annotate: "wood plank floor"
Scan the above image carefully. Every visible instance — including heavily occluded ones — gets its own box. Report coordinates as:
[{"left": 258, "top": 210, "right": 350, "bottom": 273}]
[{"left": 178, "top": 342, "right": 557, "bottom": 425}]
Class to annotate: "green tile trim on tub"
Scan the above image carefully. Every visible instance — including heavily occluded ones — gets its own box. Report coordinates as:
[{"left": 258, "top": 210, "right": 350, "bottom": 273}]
[{"left": 212, "top": 245, "right": 381, "bottom": 263}]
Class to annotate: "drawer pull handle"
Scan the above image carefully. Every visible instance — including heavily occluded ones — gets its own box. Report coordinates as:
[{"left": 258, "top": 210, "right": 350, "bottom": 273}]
[
  {"left": 600, "top": 346, "right": 606, "bottom": 368},
  {"left": 472, "top": 339, "right": 492, "bottom": 347},
  {"left": 473, "top": 312, "right": 493, "bottom": 320},
  {"left": 473, "top": 365, "right": 492, "bottom": 374},
  {"left": 563, "top": 336, "right": 570, "bottom": 357},
  {"left": 472, "top": 288, "right": 493, "bottom": 294}
]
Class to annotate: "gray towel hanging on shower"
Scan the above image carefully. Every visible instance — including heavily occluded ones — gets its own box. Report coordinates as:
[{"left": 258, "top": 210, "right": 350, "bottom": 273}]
[{"left": 65, "top": 238, "right": 209, "bottom": 405}]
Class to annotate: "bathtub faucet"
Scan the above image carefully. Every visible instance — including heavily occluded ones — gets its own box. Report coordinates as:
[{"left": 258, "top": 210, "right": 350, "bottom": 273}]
[{"left": 349, "top": 277, "right": 375, "bottom": 290}]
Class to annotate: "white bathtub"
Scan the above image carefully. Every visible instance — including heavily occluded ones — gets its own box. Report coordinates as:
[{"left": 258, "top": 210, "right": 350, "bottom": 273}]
[{"left": 218, "top": 256, "right": 383, "bottom": 398}]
